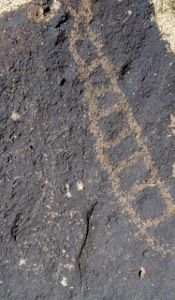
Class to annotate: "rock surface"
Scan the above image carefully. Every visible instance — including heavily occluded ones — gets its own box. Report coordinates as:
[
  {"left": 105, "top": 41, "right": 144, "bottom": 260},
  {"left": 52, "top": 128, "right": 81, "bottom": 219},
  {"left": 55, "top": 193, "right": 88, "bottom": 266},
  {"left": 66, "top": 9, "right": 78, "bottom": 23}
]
[{"left": 0, "top": 0, "right": 175, "bottom": 299}]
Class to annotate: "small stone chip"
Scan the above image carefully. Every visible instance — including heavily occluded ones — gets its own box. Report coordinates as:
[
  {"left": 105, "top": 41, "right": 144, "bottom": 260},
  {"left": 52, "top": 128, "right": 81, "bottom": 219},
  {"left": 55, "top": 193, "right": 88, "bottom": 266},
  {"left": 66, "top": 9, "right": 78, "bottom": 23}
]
[{"left": 139, "top": 267, "right": 146, "bottom": 278}]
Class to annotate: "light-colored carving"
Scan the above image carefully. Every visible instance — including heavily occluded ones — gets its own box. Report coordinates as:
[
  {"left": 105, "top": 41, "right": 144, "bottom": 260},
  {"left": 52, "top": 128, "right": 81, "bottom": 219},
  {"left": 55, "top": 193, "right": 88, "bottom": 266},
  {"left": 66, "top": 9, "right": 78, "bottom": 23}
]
[{"left": 69, "top": 0, "right": 175, "bottom": 255}]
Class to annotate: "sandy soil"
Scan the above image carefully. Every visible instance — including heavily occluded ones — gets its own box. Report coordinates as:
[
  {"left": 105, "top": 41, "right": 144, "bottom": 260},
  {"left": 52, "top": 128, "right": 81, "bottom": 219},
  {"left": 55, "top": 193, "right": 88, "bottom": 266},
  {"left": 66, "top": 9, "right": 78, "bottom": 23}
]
[
  {"left": 151, "top": 0, "right": 175, "bottom": 53},
  {"left": 0, "top": 0, "right": 32, "bottom": 15}
]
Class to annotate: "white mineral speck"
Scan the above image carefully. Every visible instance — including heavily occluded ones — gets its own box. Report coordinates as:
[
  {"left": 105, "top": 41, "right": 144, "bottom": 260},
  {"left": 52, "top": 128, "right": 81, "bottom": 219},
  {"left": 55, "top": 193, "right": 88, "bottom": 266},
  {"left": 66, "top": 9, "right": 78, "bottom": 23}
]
[
  {"left": 19, "top": 259, "right": 26, "bottom": 266},
  {"left": 172, "top": 163, "right": 175, "bottom": 177},
  {"left": 76, "top": 180, "right": 84, "bottom": 191},
  {"left": 11, "top": 111, "right": 20, "bottom": 121},
  {"left": 61, "top": 277, "right": 68, "bottom": 287},
  {"left": 65, "top": 184, "right": 72, "bottom": 198}
]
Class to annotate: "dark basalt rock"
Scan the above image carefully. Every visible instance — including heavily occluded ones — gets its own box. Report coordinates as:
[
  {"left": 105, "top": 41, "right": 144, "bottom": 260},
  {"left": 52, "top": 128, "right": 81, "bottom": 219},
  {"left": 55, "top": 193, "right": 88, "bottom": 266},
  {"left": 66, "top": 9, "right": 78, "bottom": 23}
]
[{"left": 0, "top": 0, "right": 175, "bottom": 299}]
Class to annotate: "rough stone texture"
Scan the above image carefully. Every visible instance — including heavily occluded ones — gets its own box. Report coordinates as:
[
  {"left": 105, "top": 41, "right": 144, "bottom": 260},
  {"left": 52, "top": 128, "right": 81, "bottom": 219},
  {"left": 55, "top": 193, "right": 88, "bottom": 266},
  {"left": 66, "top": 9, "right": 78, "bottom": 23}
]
[{"left": 0, "top": 0, "right": 175, "bottom": 299}]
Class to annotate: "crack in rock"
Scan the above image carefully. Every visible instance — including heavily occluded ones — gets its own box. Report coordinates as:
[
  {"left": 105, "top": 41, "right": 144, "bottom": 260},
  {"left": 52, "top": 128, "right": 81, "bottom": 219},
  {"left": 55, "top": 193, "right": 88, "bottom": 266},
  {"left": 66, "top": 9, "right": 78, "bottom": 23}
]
[
  {"left": 11, "top": 213, "right": 22, "bottom": 241},
  {"left": 78, "top": 201, "right": 98, "bottom": 291}
]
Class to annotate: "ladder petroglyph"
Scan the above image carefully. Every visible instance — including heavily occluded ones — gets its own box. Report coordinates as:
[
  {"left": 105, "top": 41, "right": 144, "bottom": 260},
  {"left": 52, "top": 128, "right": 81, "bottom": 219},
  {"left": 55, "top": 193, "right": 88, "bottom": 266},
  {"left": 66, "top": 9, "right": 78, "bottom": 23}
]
[{"left": 68, "top": 1, "right": 175, "bottom": 255}]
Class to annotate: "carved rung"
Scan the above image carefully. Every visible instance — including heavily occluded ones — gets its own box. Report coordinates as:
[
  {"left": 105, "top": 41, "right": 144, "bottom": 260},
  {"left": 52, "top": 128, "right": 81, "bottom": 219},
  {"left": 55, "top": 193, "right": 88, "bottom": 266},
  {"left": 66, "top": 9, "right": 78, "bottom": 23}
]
[
  {"left": 99, "top": 101, "right": 128, "bottom": 119},
  {"left": 112, "top": 148, "right": 147, "bottom": 176},
  {"left": 102, "top": 127, "right": 129, "bottom": 149}
]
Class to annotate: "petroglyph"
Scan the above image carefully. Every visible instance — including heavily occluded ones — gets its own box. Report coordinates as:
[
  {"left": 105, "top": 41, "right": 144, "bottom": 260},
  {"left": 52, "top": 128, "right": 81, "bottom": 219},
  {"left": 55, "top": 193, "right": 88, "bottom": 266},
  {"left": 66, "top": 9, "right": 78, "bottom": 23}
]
[
  {"left": 68, "top": 0, "right": 175, "bottom": 256},
  {"left": 1, "top": 0, "right": 175, "bottom": 298}
]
